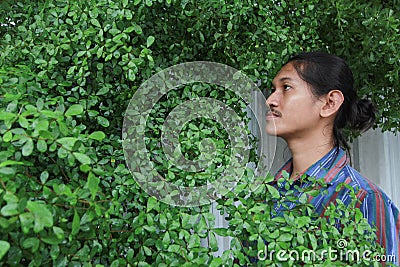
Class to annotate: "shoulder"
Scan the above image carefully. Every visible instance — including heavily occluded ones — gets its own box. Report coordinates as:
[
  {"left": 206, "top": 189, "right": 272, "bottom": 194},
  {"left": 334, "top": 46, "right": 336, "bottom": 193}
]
[
  {"left": 338, "top": 165, "right": 398, "bottom": 212},
  {"left": 337, "top": 164, "right": 380, "bottom": 194}
]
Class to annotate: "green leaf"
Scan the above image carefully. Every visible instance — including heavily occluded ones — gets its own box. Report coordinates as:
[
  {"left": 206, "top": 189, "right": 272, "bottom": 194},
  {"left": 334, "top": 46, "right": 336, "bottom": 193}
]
[
  {"left": 212, "top": 228, "right": 228, "bottom": 236},
  {"left": 90, "top": 18, "right": 101, "bottom": 28},
  {"left": 209, "top": 232, "right": 218, "bottom": 252},
  {"left": 36, "top": 98, "right": 44, "bottom": 110},
  {"left": 3, "top": 131, "right": 12, "bottom": 142},
  {"left": 127, "top": 69, "right": 136, "bottom": 81},
  {"left": 97, "top": 116, "right": 109, "bottom": 127},
  {"left": 19, "top": 212, "right": 34, "bottom": 234},
  {"left": 40, "top": 170, "right": 49, "bottom": 184},
  {"left": 0, "top": 241, "right": 10, "bottom": 260},
  {"left": 86, "top": 172, "right": 99, "bottom": 199},
  {"left": 6, "top": 77, "right": 18, "bottom": 84},
  {"left": 187, "top": 234, "right": 200, "bottom": 249},
  {"left": 1, "top": 203, "right": 19, "bottom": 216},
  {"left": 0, "top": 160, "right": 24, "bottom": 168},
  {"left": 57, "top": 147, "right": 69, "bottom": 158},
  {"left": 80, "top": 164, "right": 91, "bottom": 173},
  {"left": 19, "top": 116, "right": 29, "bottom": 128},
  {"left": 37, "top": 139, "right": 47, "bottom": 152},
  {"left": 88, "top": 131, "right": 106, "bottom": 141},
  {"left": 4, "top": 191, "right": 18, "bottom": 203},
  {"left": 65, "top": 104, "right": 83, "bottom": 116},
  {"left": 35, "top": 119, "right": 49, "bottom": 132},
  {"left": 71, "top": 209, "right": 80, "bottom": 236},
  {"left": 162, "top": 231, "right": 170, "bottom": 249},
  {"left": 27, "top": 201, "right": 53, "bottom": 233},
  {"left": 266, "top": 184, "right": 280, "bottom": 198},
  {"left": 277, "top": 233, "right": 293, "bottom": 242},
  {"left": 227, "top": 21, "right": 233, "bottom": 31},
  {"left": 97, "top": 46, "right": 104, "bottom": 58},
  {"left": 0, "top": 111, "right": 16, "bottom": 121},
  {"left": 96, "top": 85, "right": 109, "bottom": 95},
  {"left": 308, "top": 233, "right": 317, "bottom": 250},
  {"left": 269, "top": 230, "right": 280, "bottom": 239},
  {"left": 142, "top": 246, "right": 152, "bottom": 256},
  {"left": 199, "top": 31, "right": 205, "bottom": 43},
  {"left": 41, "top": 235, "right": 62, "bottom": 245},
  {"left": 73, "top": 152, "right": 91, "bottom": 165},
  {"left": 0, "top": 167, "right": 16, "bottom": 176},
  {"left": 209, "top": 258, "right": 222, "bottom": 267},
  {"left": 298, "top": 192, "right": 308, "bottom": 204},
  {"left": 41, "top": 110, "right": 58, "bottom": 118},
  {"left": 77, "top": 51, "right": 86, "bottom": 57},
  {"left": 146, "top": 36, "right": 155, "bottom": 47},
  {"left": 22, "top": 138, "right": 34, "bottom": 156},
  {"left": 297, "top": 232, "right": 305, "bottom": 244},
  {"left": 355, "top": 209, "right": 363, "bottom": 223},
  {"left": 56, "top": 137, "right": 78, "bottom": 150},
  {"left": 188, "top": 123, "right": 198, "bottom": 130},
  {"left": 298, "top": 216, "right": 312, "bottom": 229},
  {"left": 22, "top": 237, "right": 40, "bottom": 252},
  {"left": 110, "top": 259, "right": 120, "bottom": 267},
  {"left": 39, "top": 130, "right": 54, "bottom": 139},
  {"left": 53, "top": 226, "right": 65, "bottom": 240},
  {"left": 124, "top": 25, "right": 137, "bottom": 33},
  {"left": 147, "top": 197, "right": 159, "bottom": 212}
]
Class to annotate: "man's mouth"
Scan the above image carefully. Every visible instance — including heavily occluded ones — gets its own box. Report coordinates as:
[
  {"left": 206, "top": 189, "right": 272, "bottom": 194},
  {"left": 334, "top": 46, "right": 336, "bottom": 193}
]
[{"left": 266, "top": 109, "right": 282, "bottom": 119}]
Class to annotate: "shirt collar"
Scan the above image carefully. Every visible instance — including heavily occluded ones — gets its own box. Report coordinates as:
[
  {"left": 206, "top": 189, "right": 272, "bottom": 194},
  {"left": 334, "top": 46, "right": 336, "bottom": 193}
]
[{"left": 274, "top": 147, "right": 349, "bottom": 186}]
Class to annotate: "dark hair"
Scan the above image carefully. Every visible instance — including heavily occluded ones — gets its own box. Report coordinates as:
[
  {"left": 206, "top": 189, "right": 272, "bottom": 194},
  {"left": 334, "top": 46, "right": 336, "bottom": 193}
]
[{"left": 285, "top": 51, "right": 376, "bottom": 155}]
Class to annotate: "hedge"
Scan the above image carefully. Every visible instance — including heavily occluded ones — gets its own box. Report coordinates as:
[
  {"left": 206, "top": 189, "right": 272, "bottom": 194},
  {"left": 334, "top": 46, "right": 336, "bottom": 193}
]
[{"left": 0, "top": 0, "right": 399, "bottom": 266}]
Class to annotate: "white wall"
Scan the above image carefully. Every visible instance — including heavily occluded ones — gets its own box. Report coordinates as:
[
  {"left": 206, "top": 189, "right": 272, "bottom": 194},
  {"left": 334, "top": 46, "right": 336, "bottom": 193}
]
[{"left": 353, "top": 129, "right": 400, "bottom": 207}]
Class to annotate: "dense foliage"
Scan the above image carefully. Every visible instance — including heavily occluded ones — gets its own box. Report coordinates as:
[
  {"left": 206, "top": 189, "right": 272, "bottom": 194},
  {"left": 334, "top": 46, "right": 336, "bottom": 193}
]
[
  {"left": 0, "top": 0, "right": 399, "bottom": 266},
  {"left": 217, "top": 173, "right": 387, "bottom": 266}
]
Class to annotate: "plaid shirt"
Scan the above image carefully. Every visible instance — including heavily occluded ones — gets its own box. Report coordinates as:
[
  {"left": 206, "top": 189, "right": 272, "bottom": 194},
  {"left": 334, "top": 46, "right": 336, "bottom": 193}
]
[{"left": 274, "top": 147, "right": 400, "bottom": 266}]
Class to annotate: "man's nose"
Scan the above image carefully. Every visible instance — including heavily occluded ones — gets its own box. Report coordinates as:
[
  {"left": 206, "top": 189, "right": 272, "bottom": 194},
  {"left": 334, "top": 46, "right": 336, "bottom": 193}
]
[{"left": 266, "top": 91, "right": 279, "bottom": 108}]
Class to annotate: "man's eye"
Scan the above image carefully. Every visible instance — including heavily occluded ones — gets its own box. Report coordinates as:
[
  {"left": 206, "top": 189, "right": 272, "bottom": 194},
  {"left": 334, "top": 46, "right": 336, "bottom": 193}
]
[{"left": 283, "top": 85, "right": 292, "bottom": 90}]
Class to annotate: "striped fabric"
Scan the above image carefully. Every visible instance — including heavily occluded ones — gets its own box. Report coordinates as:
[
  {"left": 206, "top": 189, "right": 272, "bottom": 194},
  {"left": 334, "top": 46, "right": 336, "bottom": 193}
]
[{"left": 274, "top": 147, "right": 400, "bottom": 266}]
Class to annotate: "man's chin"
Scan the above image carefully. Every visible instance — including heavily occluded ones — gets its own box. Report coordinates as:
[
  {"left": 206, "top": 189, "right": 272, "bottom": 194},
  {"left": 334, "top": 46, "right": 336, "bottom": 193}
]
[{"left": 265, "top": 126, "right": 278, "bottom": 136}]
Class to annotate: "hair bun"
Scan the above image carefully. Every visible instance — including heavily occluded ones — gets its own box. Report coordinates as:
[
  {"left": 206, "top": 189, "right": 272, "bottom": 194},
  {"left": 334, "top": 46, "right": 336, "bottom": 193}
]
[{"left": 349, "top": 99, "right": 376, "bottom": 132}]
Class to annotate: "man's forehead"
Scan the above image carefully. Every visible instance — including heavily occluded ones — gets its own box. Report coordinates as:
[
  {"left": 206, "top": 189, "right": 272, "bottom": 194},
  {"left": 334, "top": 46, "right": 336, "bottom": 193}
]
[
  {"left": 271, "top": 64, "right": 300, "bottom": 86},
  {"left": 271, "top": 77, "right": 293, "bottom": 86}
]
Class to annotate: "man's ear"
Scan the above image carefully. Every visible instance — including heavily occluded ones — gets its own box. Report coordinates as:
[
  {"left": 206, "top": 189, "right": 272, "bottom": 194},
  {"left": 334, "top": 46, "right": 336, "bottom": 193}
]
[{"left": 320, "top": 90, "right": 344, "bottom": 118}]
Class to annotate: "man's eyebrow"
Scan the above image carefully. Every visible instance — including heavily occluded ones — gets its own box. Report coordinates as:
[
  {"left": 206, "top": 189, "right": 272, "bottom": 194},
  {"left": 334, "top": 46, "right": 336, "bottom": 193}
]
[{"left": 271, "top": 77, "right": 293, "bottom": 87}]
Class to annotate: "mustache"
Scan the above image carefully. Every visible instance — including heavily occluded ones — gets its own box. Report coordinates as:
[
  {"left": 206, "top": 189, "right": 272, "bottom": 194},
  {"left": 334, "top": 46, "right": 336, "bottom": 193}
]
[{"left": 266, "top": 108, "right": 282, "bottom": 117}]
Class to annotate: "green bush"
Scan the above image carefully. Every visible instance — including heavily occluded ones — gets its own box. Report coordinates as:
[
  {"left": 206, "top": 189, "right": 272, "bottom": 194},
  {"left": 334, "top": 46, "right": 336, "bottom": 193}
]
[
  {"left": 0, "top": 0, "right": 399, "bottom": 266},
  {"left": 216, "top": 173, "right": 387, "bottom": 266}
]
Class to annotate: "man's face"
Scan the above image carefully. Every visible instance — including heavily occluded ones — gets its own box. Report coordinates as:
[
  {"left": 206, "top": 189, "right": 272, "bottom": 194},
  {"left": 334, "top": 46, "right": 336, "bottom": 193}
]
[{"left": 265, "top": 63, "right": 323, "bottom": 140}]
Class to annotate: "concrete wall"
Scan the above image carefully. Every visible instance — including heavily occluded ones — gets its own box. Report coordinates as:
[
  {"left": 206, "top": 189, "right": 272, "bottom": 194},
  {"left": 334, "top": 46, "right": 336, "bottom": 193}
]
[{"left": 353, "top": 129, "right": 400, "bottom": 207}]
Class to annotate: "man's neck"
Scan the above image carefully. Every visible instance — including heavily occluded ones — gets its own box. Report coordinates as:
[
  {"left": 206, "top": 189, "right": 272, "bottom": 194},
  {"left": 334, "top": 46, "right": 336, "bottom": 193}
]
[{"left": 286, "top": 137, "right": 334, "bottom": 180}]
